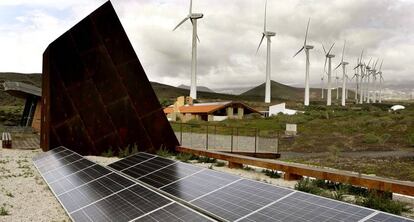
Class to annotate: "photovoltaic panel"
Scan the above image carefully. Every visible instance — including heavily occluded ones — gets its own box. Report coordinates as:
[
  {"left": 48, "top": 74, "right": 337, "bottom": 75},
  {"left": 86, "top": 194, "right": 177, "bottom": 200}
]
[
  {"left": 238, "top": 191, "right": 375, "bottom": 222},
  {"left": 139, "top": 162, "right": 203, "bottom": 188},
  {"left": 160, "top": 169, "right": 240, "bottom": 201},
  {"left": 107, "top": 152, "right": 155, "bottom": 171},
  {"left": 110, "top": 152, "right": 414, "bottom": 222},
  {"left": 364, "top": 213, "right": 413, "bottom": 222},
  {"left": 191, "top": 179, "right": 293, "bottom": 221},
  {"left": 121, "top": 157, "right": 176, "bottom": 179},
  {"left": 34, "top": 147, "right": 214, "bottom": 222},
  {"left": 135, "top": 203, "right": 213, "bottom": 222}
]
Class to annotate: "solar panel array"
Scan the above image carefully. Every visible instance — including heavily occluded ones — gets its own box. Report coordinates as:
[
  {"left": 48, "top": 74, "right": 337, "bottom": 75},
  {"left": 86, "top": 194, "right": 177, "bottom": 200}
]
[
  {"left": 108, "top": 152, "right": 414, "bottom": 222},
  {"left": 32, "top": 147, "right": 213, "bottom": 222}
]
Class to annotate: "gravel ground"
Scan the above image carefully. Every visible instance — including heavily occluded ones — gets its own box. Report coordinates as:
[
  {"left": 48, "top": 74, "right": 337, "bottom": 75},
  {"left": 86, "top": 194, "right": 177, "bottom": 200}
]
[{"left": 0, "top": 148, "right": 70, "bottom": 222}]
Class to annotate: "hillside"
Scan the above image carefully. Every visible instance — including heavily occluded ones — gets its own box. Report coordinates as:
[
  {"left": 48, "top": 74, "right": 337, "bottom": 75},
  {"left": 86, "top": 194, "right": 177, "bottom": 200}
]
[
  {"left": 241, "top": 80, "right": 355, "bottom": 102},
  {"left": 177, "top": 84, "right": 215, "bottom": 93},
  {"left": 0, "top": 72, "right": 356, "bottom": 108}
]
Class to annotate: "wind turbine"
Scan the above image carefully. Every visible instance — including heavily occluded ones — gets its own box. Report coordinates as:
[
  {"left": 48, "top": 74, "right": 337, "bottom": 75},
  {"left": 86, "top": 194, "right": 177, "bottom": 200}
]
[
  {"left": 377, "top": 60, "right": 384, "bottom": 103},
  {"left": 334, "top": 41, "right": 349, "bottom": 106},
  {"left": 370, "top": 58, "right": 379, "bottom": 103},
  {"left": 257, "top": 0, "right": 276, "bottom": 104},
  {"left": 363, "top": 58, "right": 372, "bottom": 103},
  {"left": 322, "top": 43, "right": 335, "bottom": 106},
  {"left": 173, "top": 0, "right": 203, "bottom": 100},
  {"left": 353, "top": 51, "right": 363, "bottom": 103},
  {"left": 294, "top": 18, "right": 313, "bottom": 106}
]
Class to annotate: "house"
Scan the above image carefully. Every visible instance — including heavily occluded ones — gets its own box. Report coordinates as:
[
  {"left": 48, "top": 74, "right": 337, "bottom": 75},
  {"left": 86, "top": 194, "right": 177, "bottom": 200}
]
[
  {"left": 164, "top": 96, "right": 260, "bottom": 122},
  {"left": 3, "top": 81, "right": 42, "bottom": 132}
]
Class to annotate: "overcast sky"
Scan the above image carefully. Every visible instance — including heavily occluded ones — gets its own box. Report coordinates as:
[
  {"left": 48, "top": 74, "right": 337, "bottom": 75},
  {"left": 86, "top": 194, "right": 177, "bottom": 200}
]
[{"left": 0, "top": 0, "right": 413, "bottom": 89}]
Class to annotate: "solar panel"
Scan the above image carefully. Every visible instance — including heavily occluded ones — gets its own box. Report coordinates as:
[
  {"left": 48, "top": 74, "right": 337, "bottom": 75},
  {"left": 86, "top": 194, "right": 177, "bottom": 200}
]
[
  {"left": 109, "top": 152, "right": 414, "bottom": 222},
  {"left": 33, "top": 147, "right": 214, "bottom": 222}
]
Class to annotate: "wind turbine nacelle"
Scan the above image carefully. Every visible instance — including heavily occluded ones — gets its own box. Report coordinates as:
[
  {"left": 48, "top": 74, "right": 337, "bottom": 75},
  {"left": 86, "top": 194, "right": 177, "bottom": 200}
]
[
  {"left": 190, "top": 13, "right": 203, "bottom": 19},
  {"left": 343, "top": 62, "right": 349, "bottom": 65},
  {"left": 327, "top": 54, "right": 335, "bottom": 58},
  {"left": 305, "top": 45, "right": 314, "bottom": 49},
  {"left": 265, "top": 31, "right": 276, "bottom": 36}
]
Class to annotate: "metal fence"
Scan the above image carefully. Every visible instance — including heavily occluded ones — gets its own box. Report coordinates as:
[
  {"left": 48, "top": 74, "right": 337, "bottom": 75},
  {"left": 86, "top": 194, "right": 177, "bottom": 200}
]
[{"left": 171, "top": 122, "right": 279, "bottom": 154}]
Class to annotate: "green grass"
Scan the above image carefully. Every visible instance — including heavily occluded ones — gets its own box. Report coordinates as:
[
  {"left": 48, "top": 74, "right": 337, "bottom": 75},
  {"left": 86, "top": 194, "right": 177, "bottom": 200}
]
[{"left": 0, "top": 205, "right": 9, "bottom": 216}]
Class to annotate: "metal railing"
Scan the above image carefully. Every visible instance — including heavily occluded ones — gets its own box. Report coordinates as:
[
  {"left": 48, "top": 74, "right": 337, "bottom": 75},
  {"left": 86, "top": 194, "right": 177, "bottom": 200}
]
[{"left": 171, "top": 122, "right": 279, "bottom": 154}]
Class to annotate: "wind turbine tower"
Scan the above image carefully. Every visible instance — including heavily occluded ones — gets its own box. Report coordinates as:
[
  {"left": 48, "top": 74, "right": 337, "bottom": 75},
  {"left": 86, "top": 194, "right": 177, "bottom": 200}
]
[
  {"left": 173, "top": 0, "right": 203, "bottom": 100},
  {"left": 335, "top": 41, "right": 349, "bottom": 106},
  {"left": 323, "top": 43, "right": 335, "bottom": 106},
  {"left": 294, "top": 18, "right": 313, "bottom": 106},
  {"left": 257, "top": 0, "right": 276, "bottom": 103}
]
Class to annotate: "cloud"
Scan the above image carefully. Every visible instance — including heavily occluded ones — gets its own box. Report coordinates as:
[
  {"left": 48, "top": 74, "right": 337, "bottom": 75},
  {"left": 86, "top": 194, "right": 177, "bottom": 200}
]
[{"left": 0, "top": 0, "right": 413, "bottom": 89}]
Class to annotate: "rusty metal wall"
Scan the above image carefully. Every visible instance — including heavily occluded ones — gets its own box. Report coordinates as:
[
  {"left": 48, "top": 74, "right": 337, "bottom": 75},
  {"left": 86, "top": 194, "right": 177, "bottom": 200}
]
[{"left": 41, "top": 1, "right": 178, "bottom": 155}]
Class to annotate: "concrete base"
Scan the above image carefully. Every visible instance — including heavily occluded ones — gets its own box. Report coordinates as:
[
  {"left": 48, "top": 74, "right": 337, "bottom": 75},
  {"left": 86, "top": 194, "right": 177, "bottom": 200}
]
[
  {"left": 284, "top": 172, "right": 303, "bottom": 181},
  {"left": 228, "top": 161, "right": 243, "bottom": 169}
]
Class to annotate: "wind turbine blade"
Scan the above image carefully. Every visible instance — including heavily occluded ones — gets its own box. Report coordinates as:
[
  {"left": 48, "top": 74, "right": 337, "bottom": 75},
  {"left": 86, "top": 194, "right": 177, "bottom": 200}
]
[
  {"left": 304, "top": 18, "right": 310, "bottom": 46},
  {"left": 196, "top": 34, "right": 200, "bottom": 43},
  {"left": 189, "top": 0, "right": 192, "bottom": 14},
  {"left": 173, "top": 17, "right": 189, "bottom": 31},
  {"left": 367, "top": 57, "right": 372, "bottom": 67},
  {"left": 324, "top": 57, "right": 327, "bottom": 73},
  {"left": 293, "top": 46, "right": 304, "bottom": 58},
  {"left": 334, "top": 62, "right": 341, "bottom": 70},
  {"left": 327, "top": 42, "right": 335, "bottom": 55},
  {"left": 373, "top": 58, "right": 379, "bottom": 70},
  {"left": 341, "top": 40, "right": 346, "bottom": 62},
  {"left": 360, "top": 49, "right": 364, "bottom": 62},
  {"left": 256, "top": 34, "right": 265, "bottom": 54},
  {"left": 379, "top": 59, "right": 383, "bottom": 71},
  {"left": 322, "top": 44, "right": 327, "bottom": 55},
  {"left": 264, "top": 0, "right": 267, "bottom": 32}
]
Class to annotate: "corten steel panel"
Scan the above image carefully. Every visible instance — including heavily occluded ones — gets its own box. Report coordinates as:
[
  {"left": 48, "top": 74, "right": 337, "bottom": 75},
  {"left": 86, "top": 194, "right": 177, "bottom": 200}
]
[{"left": 41, "top": 1, "right": 178, "bottom": 155}]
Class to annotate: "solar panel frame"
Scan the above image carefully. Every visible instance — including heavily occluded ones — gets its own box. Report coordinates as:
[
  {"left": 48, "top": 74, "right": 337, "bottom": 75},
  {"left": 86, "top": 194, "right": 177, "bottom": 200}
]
[{"left": 33, "top": 148, "right": 216, "bottom": 222}]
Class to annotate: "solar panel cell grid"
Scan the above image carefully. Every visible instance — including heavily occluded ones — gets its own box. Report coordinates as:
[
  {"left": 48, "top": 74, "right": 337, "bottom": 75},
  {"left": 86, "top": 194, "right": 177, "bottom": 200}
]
[
  {"left": 108, "top": 152, "right": 155, "bottom": 171},
  {"left": 239, "top": 192, "right": 374, "bottom": 222},
  {"left": 71, "top": 184, "right": 173, "bottom": 222},
  {"left": 122, "top": 157, "right": 175, "bottom": 179},
  {"left": 43, "top": 159, "right": 96, "bottom": 183},
  {"left": 365, "top": 213, "right": 413, "bottom": 222},
  {"left": 160, "top": 169, "right": 240, "bottom": 201},
  {"left": 135, "top": 203, "right": 212, "bottom": 222},
  {"left": 191, "top": 179, "right": 294, "bottom": 221},
  {"left": 37, "top": 153, "right": 83, "bottom": 173},
  {"left": 139, "top": 162, "right": 203, "bottom": 188}
]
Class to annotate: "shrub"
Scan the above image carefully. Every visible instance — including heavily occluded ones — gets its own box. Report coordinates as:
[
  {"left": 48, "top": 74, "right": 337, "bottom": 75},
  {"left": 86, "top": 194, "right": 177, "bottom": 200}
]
[
  {"left": 176, "top": 153, "right": 194, "bottom": 163},
  {"left": 118, "top": 146, "right": 130, "bottom": 158},
  {"left": 408, "top": 133, "right": 414, "bottom": 147},
  {"left": 0, "top": 206, "right": 9, "bottom": 216},
  {"left": 294, "top": 178, "right": 321, "bottom": 195},
  {"left": 356, "top": 193, "right": 410, "bottom": 215},
  {"left": 197, "top": 156, "right": 216, "bottom": 163},
  {"left": 363, "top": 133, "right": 381, "bottom": 144},
  {"left": 156, "top": 147, "right": 173, "bottom": 157},
  {"left": 262, "top": 169, "right": 281, "bottom": 178},
  {"left": 214, "top": 161, "right": 226, "bottom": 167},
  {"left": 101, "top": 147, "right": 114, "bottom": 157}
]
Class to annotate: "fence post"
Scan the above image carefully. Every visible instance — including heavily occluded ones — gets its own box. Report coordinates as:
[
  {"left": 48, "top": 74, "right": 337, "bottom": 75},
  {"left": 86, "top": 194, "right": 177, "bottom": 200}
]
[
  {"left": 276, "top": 131, "right": 280, "bottom": 153},
  {"left": 231, "top": 128, "right": 234, "bottom": 153},
  {"left": 180, "top": 122, "right": 183, "bottom": 145},
  {"left": 236, "top": 127, "right": 239, "bottom": 152},
  {"left": 206, "top": 125, "right": 209, "bottom": 150},
  {"left": 254, "top": 128, "right": 258, "bottom": 154},
  {"left": 214, "top": 125, "right": 217, "bottom": 150}
]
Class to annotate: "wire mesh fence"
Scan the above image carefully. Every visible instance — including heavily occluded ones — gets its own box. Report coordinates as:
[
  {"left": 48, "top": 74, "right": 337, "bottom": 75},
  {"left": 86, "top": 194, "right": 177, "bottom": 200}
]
[{"left": 172, "top": 122, "right": 279, "bottom": 153}]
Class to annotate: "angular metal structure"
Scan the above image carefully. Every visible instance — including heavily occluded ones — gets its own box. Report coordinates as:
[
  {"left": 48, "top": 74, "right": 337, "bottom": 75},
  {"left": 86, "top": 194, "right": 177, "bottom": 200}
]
[{"left": 41, "top": 1, "right": 178, "bottom": 155}]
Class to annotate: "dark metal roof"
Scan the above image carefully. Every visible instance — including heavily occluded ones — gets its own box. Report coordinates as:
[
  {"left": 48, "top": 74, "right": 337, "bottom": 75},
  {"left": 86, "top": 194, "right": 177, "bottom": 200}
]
[{"left": 3, "top": 81, "right": 42, "bottom": 98}]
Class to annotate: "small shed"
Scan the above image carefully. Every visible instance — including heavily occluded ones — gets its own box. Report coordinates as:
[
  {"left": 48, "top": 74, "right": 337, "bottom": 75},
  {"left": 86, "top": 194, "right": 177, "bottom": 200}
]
[{"left": 3, "top": 81, "right": 41, "bottom": 132}]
